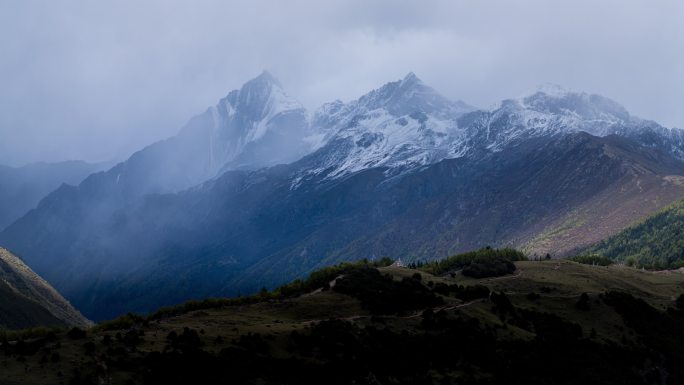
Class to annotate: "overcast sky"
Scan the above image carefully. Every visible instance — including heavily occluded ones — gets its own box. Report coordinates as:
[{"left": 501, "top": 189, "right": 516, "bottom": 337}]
[{"left": 1, "top": 0, "right": 682, "bottom": 166}]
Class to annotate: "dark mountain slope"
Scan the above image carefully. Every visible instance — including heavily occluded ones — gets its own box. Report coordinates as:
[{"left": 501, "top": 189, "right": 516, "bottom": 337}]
[
  {"left": 521, "top": 172, "right": 684, "bottom": 257},
  {"left": 0, "top": 72, "right": 309, "bottom": 286},
  {"left": 0, "top": 247, "right": 91, "bottom": 329},
  {"left": 0, "top": 160, "right": 109, "bottom": 230},
  {"left": 499, "top": 133, "right": 684, "bottom": 257},
  {"left": 241, "top": 133, "right": 684, "bottom": 287},
  {"left": 4, "top": 75, "right": 684, "bottom": 321},
  {"left": 6, "top": 132, "right": 684, "bottom": 320}
]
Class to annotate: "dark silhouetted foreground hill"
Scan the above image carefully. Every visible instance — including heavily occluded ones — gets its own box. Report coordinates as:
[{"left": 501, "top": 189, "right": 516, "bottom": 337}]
[{"left": 1, "top": 256, "right": 683, "bottom": 385}]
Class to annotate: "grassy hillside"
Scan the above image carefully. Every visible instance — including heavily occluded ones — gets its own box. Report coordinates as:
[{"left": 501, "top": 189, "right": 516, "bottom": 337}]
[
  {"left": 588, "top": 198, "right": 684, "bottom": 269},
  {"left": 0, "top": 280, "right": 64, "bottom": 329},
  {"left": 520, "top": 173, "right": 684, "bottom": 258},
  {"left": 0, "top": 247, "right": 91, "bottom": 329},
  {"left": 1, "top": 256, "right": 683, "bottom": 385}
]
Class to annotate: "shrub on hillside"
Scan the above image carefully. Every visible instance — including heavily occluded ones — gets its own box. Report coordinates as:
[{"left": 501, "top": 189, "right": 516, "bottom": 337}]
[
  {"left": 568, "top": 254, "right": 613, "bottom": 266},
  {"left": 94, "top": 312, "right": 145, "bottom": 332},
  {"left": 575, "top": 293, "right": 591, "bottom": 311},
  {"left": 333, "top": 267, "right": 442, "bottom": 314},
  {"left": 462, "top": 255, "right": 516, "bottom": 278},
  {"left": 427, "top": 282, "right": 491, "bottom": 301},
  {"left": 145, "top": 259, "right": 395, "bottom": 321},
  {"left": 421, "top": 247, "right": 526, "bottom": 276},
  {"left": 67, "top": 327, "right": 87, "bottom": 340},
  {"left": 275, "top": 258, "right": 394, "bottom": 298}
]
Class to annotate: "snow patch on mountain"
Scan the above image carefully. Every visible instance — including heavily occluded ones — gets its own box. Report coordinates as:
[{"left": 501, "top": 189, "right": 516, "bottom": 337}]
[
  {"left": 152, "top": 72, "right": 684, "bottom": 191},
  {"left": 184, "top": 71, "right": 312, "bottom": 174},
  {"left": 290, "top": 73, "right": 476, "bottom": 182}
]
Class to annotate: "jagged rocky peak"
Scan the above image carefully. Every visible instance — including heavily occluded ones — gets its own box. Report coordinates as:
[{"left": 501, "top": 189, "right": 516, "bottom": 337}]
[
  {"left": 470, "top": 84, "right": 680, "bottom": 159},
  {"left": 533, "top": 83, "right": 573, "bottom": 98},
  {"left": 354, "top": 72, "right": 473, "bottom": 117},
  {"left": 173, "top": 71, "right": 312, "bottom": 174},
  {"left": 310, "top": 99, "right": 348, "bottom": 136},
  {"left": 520, "top": 83, "right": 631, "bottom": 122},
  {"left": 312, "top": 72, "right": 478, "bottom": 129},
  {"left": 299, "top": 73, "right": 482, "bottom": 180},
  {"left": 215, "top": 70, "right": 305, "bottom": 124}
]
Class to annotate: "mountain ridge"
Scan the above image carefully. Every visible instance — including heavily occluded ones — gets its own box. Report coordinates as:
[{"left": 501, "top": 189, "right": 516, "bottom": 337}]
[
  {"left": 3, "top": 73, "right": 684, "bottom": 320},
  {"left": 0, "top": 160, "right": 110, "bottom": 230},
  {"left": 7, "top": 131, "right": 684, "bottom": 320}
]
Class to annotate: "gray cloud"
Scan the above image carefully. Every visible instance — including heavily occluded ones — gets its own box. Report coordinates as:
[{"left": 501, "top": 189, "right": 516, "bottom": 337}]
[{"left": 1, "top": 0, "right": 682, "bottom": 165}]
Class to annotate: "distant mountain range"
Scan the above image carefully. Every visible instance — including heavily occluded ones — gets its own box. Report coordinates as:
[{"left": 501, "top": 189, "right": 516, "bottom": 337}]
[
  {"left": 2, "top": 72, "right": 684, "bottom": 320},
  {"left": 0, "top": 247, "right": 90, "bottom": 329},
  {"left": 0, "top": 160, "right": 110, "bottom": 230}
]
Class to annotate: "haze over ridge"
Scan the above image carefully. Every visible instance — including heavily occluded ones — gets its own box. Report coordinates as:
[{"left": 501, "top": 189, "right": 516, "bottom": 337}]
[{"left": 1, "top": 0, "right": 682, "bottom": 166}]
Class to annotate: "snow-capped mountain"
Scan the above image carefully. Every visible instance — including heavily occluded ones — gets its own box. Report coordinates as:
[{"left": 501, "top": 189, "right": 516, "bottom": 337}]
[
  {"left": 5, "top": 71, "right": 684, "bottom": 321},
  {"left": 193, "top": 71, "right": 312, "bottom": 174},
  {"left": 294, "top": 76, "right": 684, "bottom": 183},
  {"left": 470, "top": 85, "right": 684, "bottom": 155},
  {"left": 125, "top": 71, "right": 683, "bottom": 189},
  {"left": 296, "top": 73, "right": 476, "bottom": 180},
  {"left": 91, "top": 71, "right": 314, "bottom": 198}
]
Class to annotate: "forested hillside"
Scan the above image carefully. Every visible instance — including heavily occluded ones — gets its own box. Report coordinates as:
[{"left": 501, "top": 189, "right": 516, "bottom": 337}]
[{"left": 589, "top": 199, "right": 684, "bottom": 268}]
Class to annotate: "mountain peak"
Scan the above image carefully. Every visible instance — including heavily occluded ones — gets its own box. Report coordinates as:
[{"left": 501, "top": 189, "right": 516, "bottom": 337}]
[
  {"left": 253, "top": 70, "right": 281, "bottom": 86},
  {"left": 533, "top": 83, "right": 572, "bottom": 98},
  {"left": 240, "top": 70, "right": 284, "bottom": 92},
  {"left": 352, "top": 73, "right": 472, "bottom": 117},
  {"left": 518, "top": 85, "right": 631, "bottom": 122},
  {"left": 196, "top": 70, "right": 309, "bottom": 173},
  {"left": 218, "top": 70, "right": 302, "bottom": 117},
  {"left": 401, "top": 72, "right": 422, "bottom": 85}
]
